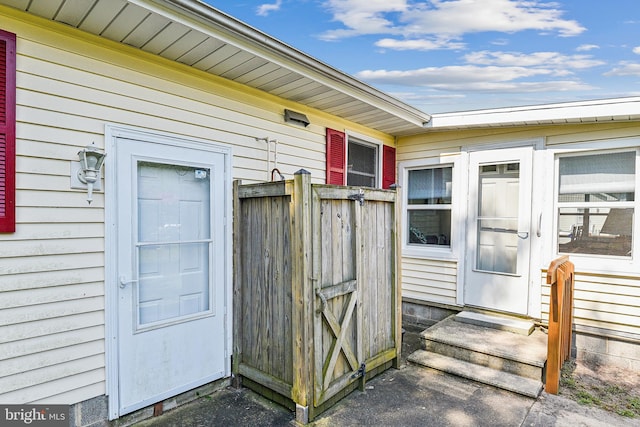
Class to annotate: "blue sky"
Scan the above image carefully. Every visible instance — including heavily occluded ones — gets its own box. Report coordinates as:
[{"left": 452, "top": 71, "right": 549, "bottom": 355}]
[{"left": 206, "top": 0, "right": 640, "bottom": 114}]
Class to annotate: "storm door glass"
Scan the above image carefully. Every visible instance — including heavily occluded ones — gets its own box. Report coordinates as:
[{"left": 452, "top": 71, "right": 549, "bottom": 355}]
[
  {"left": 136, "top": 161, "right": 212, "bottom": 327},
  {"left": 476, "top": 163, "right": 520, "bottom": 274}
]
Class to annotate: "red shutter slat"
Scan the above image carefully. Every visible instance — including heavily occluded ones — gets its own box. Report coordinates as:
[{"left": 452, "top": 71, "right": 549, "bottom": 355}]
[
  {"left": 382, "top": 145, "right": 396, "bottom": 189},
  {"left": 0, "top": 29, "right": 16, "bottom": 233},
  {"left": 326, "top": 128, "right": 346, "bottom": 185}
]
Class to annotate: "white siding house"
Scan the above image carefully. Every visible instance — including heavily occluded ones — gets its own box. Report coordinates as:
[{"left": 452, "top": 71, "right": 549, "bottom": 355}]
[
  {"left": 0, "top": 2, "right": 428, "bottom": 425},
  {"left": 1, "top": 1, "right": 640, "bottom": 426},
  {"left": 398, "top": 115, "right": 640, "bottom": 372}
]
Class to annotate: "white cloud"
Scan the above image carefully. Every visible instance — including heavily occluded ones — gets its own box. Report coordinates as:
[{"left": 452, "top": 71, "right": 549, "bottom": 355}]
[
  {"left": 320, "top": 0, "right": 407, "bottom": 40},
  {"left": 356, "top": 59, "right": 598, "bottom": 93},
  {"left": 633, "top": 46, "right": 640, "bottom": 55},
  {"left": 491, "top": 39, "right": 510, "bottom": 46},
  {"left": 391, "top": 91, "right": 466, "bottom": 101},
  {"left": 320, "top": 0, "right": 585, "bottom": 43},
  {"left": 357, "top": 65, "right": 554, "bottom": 86},
  {"left": 428, "top": 80, "right": 594, "bottom": 93},
  {"left": 318, "top": 1, "right": 597, "bottom": 101},
  {"left": 403, "top": 0, "right": 585, "bottom": 37},
  {"left": 576, "top": 44, "right": 599, "bottom": 52},
  {"left": 375, "top": 37, "right": 465, "bottom": 51},
  {"left": 604, "top": 62, "right": 640, "bottom": 77},
  {"left": 256, "top": 0, "right": 282, "bottom": 16},
  {"left": 464, "top": 51, "right": 605, "bottom": 69}
]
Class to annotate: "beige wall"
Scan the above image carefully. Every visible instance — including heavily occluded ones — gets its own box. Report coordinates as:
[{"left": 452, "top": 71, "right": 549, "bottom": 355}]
[{"left": 0, "top": 9, "right": 393, "bottom": 405}]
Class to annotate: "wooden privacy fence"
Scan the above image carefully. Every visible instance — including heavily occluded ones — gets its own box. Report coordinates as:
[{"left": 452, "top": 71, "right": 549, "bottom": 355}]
[
  {"left": 545, "top": 255, "right": 575, "bottom": 394},
  {"left": 232, "top": 170, "right": 401, "bottom": 423}
]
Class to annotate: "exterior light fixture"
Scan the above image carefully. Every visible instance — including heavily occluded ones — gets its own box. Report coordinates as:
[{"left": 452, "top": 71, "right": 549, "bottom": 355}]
[{"left": 72, "top": 143, "right": 106, "bottom": 204}]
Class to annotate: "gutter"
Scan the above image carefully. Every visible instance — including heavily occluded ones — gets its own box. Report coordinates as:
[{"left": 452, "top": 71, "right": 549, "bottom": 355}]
[{"left": 427, "top": 97, "right": 640, "bottom": 130}]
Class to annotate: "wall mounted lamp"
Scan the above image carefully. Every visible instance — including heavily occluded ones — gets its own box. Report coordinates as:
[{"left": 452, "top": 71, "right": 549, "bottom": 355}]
[{"left": 70, "top": 143, "right": 106, "bottom": 204}]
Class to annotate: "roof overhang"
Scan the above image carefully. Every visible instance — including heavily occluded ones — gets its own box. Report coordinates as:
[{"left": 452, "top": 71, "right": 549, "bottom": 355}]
[
  {"left": 0, "top": 0, "right": 431, "bottom": 136},
  {"left": 427, "top": 97, "right": 640, "bottom": 131}
]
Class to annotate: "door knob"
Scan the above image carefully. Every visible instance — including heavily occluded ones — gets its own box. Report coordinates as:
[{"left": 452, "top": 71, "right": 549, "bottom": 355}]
[{"left": 119, "top": 276, "right": 138, "bottom": 288}]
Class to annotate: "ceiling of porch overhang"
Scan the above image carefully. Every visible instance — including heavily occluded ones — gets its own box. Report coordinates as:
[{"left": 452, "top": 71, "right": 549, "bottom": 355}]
[{"left": 0, "top": 0, "right": 432, "bottom": 136}]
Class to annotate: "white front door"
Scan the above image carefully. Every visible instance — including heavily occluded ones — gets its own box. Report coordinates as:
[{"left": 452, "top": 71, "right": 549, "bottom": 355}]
[
  {"left": 115, "top": 136, "right": 227, "bottom": 415},
  {"left": 464, "top": 147, "right": 533, "bottom": 315}
]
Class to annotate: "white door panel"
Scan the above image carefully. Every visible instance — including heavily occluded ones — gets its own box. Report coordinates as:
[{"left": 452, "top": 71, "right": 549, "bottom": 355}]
[
  {"left": 116, "top": 137, "right": 226, "bottom": 415},
  {"left": 465, "top": 147, "right": 533, "bottom": 315}
]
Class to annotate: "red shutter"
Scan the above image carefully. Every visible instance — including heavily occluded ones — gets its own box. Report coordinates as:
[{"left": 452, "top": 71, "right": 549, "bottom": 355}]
[
  {"left": 0, "top": 29, "right": 16, "bottom": 233},
  {"left": 326, "top": 128, "right": 346, "bottom": 185},
  {"left": 382, "top": 145, "right": 396, "bottom": 189}
]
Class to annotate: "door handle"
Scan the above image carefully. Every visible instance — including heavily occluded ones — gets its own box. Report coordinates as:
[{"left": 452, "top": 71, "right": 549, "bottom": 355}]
[
  {"left": 537, "top": 213, "right": 542, "bottom": 237},
  {"left": 517, "top": 232, "right": 529, "bottom": 239},
  {"left": 119, "top": 276, "right": 138, "bottom": 288}
]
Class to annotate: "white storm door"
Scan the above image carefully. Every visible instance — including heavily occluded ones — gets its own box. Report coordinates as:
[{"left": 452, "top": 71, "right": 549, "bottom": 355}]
[
  {"left": 464, "top": 147, "right": 533, "bottom": 315},
  {"left": 116, "top": 137, "right": 226, "bottom": 415}
]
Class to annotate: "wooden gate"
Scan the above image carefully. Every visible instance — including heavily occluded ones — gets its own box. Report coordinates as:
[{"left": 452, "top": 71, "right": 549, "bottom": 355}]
[
  {"left": 312, "top": 185, "right": 398, "bottom": 408},
  {"left": 233, "top": 170, "right": 400, "bottom": 423}
]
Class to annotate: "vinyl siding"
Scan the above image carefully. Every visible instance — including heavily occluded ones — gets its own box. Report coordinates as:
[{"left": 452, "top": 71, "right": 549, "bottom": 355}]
[
  {"left": 541, "top": 270, "right": 640, "bottom": 337},
  {"left": 0, "top": 10, "right": 393, "bottom": 406},
  {"left": 401, "top": 257, "right": 458, "bottom": 305},
  {"left": 397, "top": 122, "right": 640, "bottom": 339}
]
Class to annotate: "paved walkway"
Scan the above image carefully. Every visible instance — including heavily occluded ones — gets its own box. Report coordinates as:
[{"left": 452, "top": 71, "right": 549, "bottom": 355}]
[{"left": 136, "top": 328, "right": 639, "bottom": 427}]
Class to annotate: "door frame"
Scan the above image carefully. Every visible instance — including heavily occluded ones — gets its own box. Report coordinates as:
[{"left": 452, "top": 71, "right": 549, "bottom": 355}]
[
  {"left": 104, "top": 124, "right": 232, "bottom": 420},
  {"left": 458, "top": 138, "right": 545, "bottom": 318}
]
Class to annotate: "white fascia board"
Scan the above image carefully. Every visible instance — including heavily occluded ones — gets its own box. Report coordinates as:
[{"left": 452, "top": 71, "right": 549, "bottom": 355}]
[
  {"left": 428, "top": 97, "right": 640, "bottom": 129},
  {"left": 135, "top": 0, "right": 431, "bottom": 128}
]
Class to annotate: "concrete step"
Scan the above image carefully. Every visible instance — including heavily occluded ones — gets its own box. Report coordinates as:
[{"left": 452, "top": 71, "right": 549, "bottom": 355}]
[
  {"left": 454, "top": 311, "right": 535, "bottom": 336},
  {"left": 422, "top": 338, "right": 543, "bottom": 381},
  {"left": 419, "top": 315, "right": 547, "bottom": 378},
  {"left": 408, "top": 314, "right": 548, "bottom": 397},
  {"left": 408, "top": 350, "right": 544, "bottom": 398}
]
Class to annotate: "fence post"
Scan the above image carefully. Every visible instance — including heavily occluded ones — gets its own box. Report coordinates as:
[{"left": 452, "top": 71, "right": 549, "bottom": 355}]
[
  {"left": 390, "top": 184, "right": 402, "bottom": 369},
  {"left": 232, "top": 179, "right": 242, "bottom": 388},
  {"left": 545, "top": 255, "right": 574, "bottom": 394},
  {"left": 290, "top": 170, "right": 313, "bottom": 423}
]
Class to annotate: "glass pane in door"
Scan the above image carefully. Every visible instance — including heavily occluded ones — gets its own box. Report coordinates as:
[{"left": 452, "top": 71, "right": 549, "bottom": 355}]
[
  {"left": 136, "top": 162, "right": 212, "bottom": 326},
  {"left": 476, "top": 163, "right": 520, "bottom": 274}
]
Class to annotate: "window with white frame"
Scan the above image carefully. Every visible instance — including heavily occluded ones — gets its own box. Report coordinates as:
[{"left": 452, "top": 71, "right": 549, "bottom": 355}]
[
  {"left": 407, "top": 166, "right": 453, "bottom": 246},
  {"left": 557, "top": 150, "right": 636, "bottom": 258},
  {"left": 347, "top": 138, "right": 378, "bottom": 187}
]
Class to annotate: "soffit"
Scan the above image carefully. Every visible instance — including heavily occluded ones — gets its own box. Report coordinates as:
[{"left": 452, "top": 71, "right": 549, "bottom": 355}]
[{"left": 0, "top": 0, "right": 431, "bottom": 136}]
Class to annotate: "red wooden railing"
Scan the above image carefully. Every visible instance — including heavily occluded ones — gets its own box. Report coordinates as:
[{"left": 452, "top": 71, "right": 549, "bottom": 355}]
[{"left": 545, "top": 255, "right": 575, "bottom": 394}]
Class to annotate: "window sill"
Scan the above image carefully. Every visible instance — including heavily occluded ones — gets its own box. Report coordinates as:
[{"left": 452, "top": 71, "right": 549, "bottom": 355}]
[
  {"left": 552, "top": 253, "right": 638, "bottom": 277},
  {"left": 402, "top": 245, "right": 458, "bottom": 262}
]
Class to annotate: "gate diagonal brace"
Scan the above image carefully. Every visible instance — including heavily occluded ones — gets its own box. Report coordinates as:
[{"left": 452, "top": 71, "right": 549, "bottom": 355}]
[
  {"left": 321, "top": 306, "right": 358, "bottom": 371},
  {"left": 319, "top": 291, "right": 359, "bottom": 388}
]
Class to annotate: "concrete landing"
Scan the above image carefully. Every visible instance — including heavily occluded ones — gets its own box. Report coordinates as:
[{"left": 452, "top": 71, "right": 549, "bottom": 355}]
[{"left": 455, "top": 310, "right": 535, "bottom": 335}]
